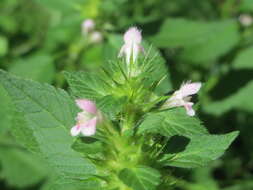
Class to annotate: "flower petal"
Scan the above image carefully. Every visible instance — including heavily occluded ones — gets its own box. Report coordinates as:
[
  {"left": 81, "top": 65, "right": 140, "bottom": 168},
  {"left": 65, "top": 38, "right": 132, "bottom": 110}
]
[
  {"left": 184, "top": 102, "right": 195, "bottom": 116},
  {"left": 164, "top": 98, "right": 184, "bottom": 108},
  {"left": 82, "top": 19, "right": 95, "bottom": 34},
  {"left": 75, "top": 99, "right": 97, "bottom": 114},
  {"left": 90, "top": 31, "right": 103, "bottom": 43},
  {"left": 124, "top": 27, "right": 142, "bottom": 44},
  {"left": 118, "top": 45, "right": 126, "bottom": 58},
  {"left": 70, "top": 125, "right": 81, "bottom": 136},
  {"left": 81, "top": 117, "right": 97, "bottom": 136},
  {"left": 180, "top": 82, "right": 201, "bottom": 97}
]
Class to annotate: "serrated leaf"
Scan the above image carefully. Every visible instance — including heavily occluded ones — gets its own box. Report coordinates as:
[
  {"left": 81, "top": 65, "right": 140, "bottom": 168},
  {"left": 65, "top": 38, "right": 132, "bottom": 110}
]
[
  {"left": 159, "top": 131, "right": 239, "bottom": 168},
  {"left": 72, "top": 138, "right": 103, "bottom": 155},
  {"left": 49, "top": 178, "right": 102, "bottom": 190},
  {"left": 65, "top": 71, "right": 127, "bottom": 119},
  {"left": 96, "top": 95, "right": 127, "bottom": 120},
  {"left": 0, "top": 84, "right": 13, "bottom": 135},
  {"left": 141, "top": 42, "right": 172, "bottom": 94},
  {"left": 9, "top": 54, "right": 55, "bottom": 83},
  {"left": 119, "top": 166, "right": 161, "bottom": 190},
  {"left": 0, "top": 70, "right": 96, "bottom": 179},
  {"left": 64, "top": 71, "right": 109, "bottom": 100},
  {"left": 233, "top": 47, "right": 253, "bottom": 70},
  {"left": 138, "top": 108, "right": 208, "bottom": 138},
  {"left": 0, "top": 147, "right": 48, "bottom": 188},
  {"left": 11, "top": 111, "right": 42, "bottom": 153}
]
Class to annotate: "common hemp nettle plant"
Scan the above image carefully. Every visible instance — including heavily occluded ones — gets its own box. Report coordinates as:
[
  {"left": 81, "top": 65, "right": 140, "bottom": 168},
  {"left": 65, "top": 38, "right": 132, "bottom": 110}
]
[{"left": 0, "top": 27, "right": 238, "bottom": 190}]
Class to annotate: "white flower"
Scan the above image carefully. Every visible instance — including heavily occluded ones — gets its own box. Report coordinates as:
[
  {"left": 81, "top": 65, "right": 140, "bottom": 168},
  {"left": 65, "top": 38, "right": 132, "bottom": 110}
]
[
  {"left": 118, "top": 27, "right": 144, "bottom": 64},
  {"left": 82, "top": 19, "right": 95, "bottom": 34},
  {"left": 239, "top": 14, "right": 253, "bottom": 27},
  {"left": 163, "top": 81, "right": 202, "bottom": 116},
  {"left": 90, "top": 31, "right": 103, "bottom": 43}
]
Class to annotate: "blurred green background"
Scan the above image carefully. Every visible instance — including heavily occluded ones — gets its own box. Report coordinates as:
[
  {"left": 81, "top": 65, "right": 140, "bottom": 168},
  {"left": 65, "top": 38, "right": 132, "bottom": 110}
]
[{"left": 0, "top": 0, "right": 253, "bottom": 189}]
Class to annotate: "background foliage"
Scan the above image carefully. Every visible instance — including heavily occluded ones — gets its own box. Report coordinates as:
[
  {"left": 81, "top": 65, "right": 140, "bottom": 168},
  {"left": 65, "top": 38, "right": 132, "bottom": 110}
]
[{"left": 0, "top": 0, "right": 253, "bottom": 189}]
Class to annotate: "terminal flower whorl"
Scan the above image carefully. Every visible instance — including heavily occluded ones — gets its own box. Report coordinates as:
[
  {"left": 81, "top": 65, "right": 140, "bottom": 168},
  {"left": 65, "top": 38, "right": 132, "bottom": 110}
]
[
  {"left": 118, "top": 27, "right": 144, "bottom": 64},
  {"left": 71, "top": 99, "right": 99, "bottom": 137},
  {"left": 163, "top": 82, "right": 202, "bottom": 116}
]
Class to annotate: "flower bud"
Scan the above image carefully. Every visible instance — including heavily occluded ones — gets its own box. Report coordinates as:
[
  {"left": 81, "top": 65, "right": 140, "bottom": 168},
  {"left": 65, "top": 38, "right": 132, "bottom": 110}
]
[
  {"left": 118, "top": 27, "right": 144, "bottom": 65},
  {"left": 239, "top": 14, "right": 253, "bottom": 27},
  {"left": 90, "top": 31, "right": 103, "bottom": 44},
  {"left": 82, "top": 19, "right": 95, "bottom": 34}
]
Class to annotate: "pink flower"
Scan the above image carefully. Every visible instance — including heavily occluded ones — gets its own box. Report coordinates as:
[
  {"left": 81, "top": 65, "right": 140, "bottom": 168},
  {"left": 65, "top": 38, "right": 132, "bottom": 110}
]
[
  {"left": 82, "top": 19, "right": 95, "bottom": 34},
  {"left": 70, "top": 99, "right": 99, "bottom": 136},
  {"left": 163, "top": 81, "right": 202, "bottom": 116},
  {"left": 118, "top": 27, "right": 144, "bottom": 64}
]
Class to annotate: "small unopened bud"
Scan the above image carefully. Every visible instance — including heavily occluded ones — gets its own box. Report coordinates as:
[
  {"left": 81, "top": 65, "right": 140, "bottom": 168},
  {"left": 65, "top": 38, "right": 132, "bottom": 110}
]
[
  {"left": 239, "top": 14, "right": 253, "bottom": 27},
  {"left": 82, "top": 19, "right": 95, "bottom": 34},
  {"left": 90, "top": 31, "right": 103, "bottom": 44}
]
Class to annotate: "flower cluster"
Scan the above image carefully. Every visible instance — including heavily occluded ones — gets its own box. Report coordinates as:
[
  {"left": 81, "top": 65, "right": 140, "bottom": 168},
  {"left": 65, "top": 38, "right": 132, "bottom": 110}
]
[
  {"left": 71, "top": 27, "right": 202, "bottom": 136},
  {"left": 81, "top": 19, "right": 103, "bottom": 44}
]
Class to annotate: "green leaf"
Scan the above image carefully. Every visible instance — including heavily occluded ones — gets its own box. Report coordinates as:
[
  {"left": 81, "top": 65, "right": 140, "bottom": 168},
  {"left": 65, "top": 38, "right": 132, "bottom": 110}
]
[
  {"left": 35, "top": 0, "right": 83, "bottom": 13},
  {"left": 72, "top": 138, "right": 103, "bottom": 155},
  {"left": 204, "top": 80, "right": 253, "bottom": 115},
  {"left": 151, "top": 18, "right": 239, "bottom": 63},
  {"left": 0, "top": 35, "right": 8, "bottom": 57},
  {"left": 49, "top": 178, "right": 102, "bottom": 190},
  {"left": 0, "top": 147, "right": 48, "bottom": 188},
  {"left": 233, "top": 47, "right": 253, "bottom": 70},
  {"left": 191, "top": 167, "right": 219, "bottom": 190},
  {"left": 64, "top": 71, "right": 109, "bottom": 100},
  {"left": 119, "top": 166, "right": 161, "bottom": 190},
  {"left": 65, "top": 71, "right": 127, "bottom": 119},
  {"left": 44, "top": 15, "right": 82, "bottom": 50},
  {"left": 11, "top": 111, "right": 41, "bottom": 153},
  {"left": 142, "top": 42, "right": 172, "bottom": 94},
  {"left": 179, "top": 20, "right": 239, "bottom": 63},
  {"left": 239, "top": 0, "right": 253, "bottom": 12},
  {"left": 159, "top": 131, "right": 239, "bottom": 168},
  {"left": 223, "top": 180, "right": 253, "bottom": 190},
  {"left": 0, "top": 70, "right": 96, "bottom": 179},
  {"left": 0, "top": 84, "right": 13, "bottom": 135},
  {"left": 103, "top": 34, "right": 123, "bottom": 61},
  {"left": 151, "top": 18, "right": 211, "bottom": 48},
  {"left": 96, "top": 95, "right": 127, "bottom": 120},
  {"left": 138, "top": 108, "right": 208, "bottom": 138},
  {"left": 9, "top": 54, "right": 55, "bottom": 83}
]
